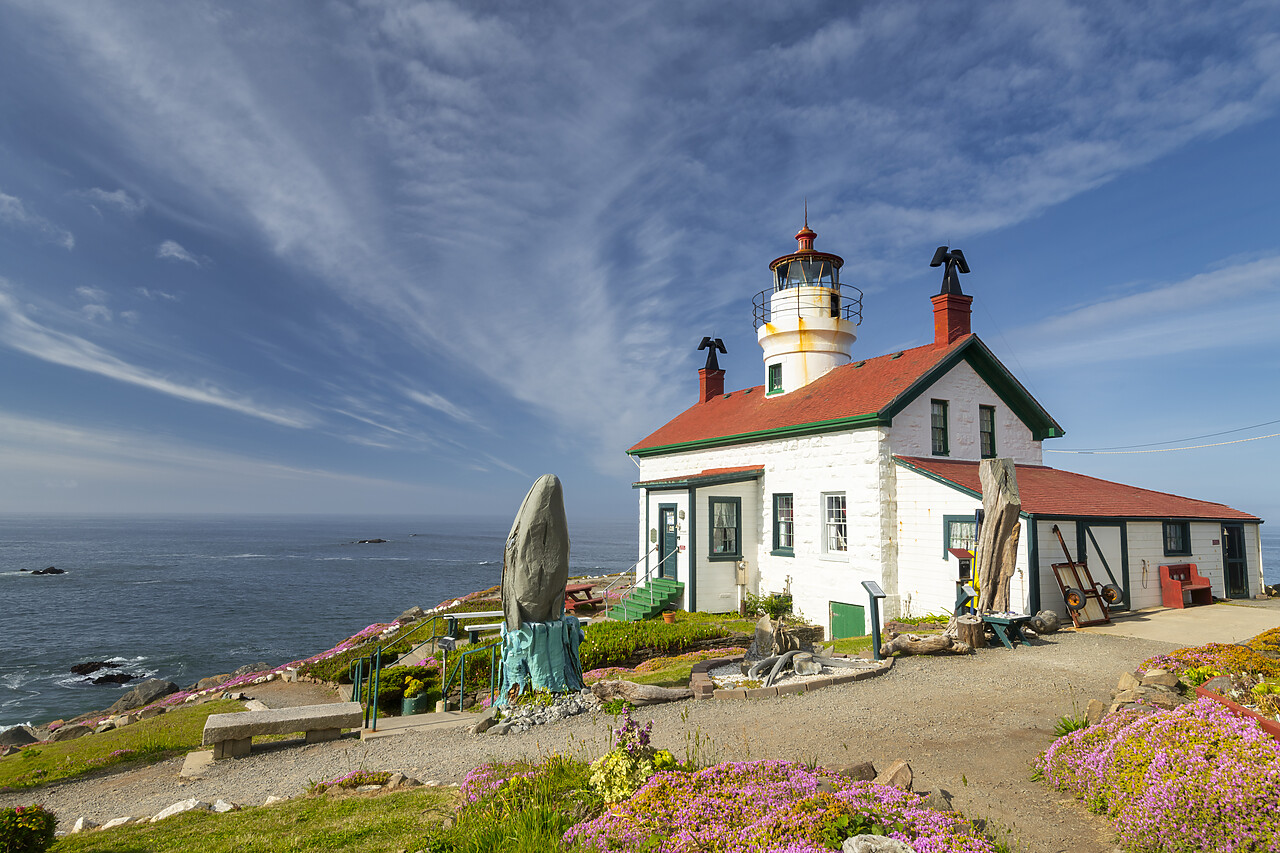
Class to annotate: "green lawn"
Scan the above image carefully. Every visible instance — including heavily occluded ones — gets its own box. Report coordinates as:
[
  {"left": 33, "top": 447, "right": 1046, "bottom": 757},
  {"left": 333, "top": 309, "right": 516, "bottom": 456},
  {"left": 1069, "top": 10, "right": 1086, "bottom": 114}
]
[
  {"left": 50, "top": 788, "right": 458, "bottom": 853},
  {"left": 0, "top": 700, "right": 245, "bottom": 791}
]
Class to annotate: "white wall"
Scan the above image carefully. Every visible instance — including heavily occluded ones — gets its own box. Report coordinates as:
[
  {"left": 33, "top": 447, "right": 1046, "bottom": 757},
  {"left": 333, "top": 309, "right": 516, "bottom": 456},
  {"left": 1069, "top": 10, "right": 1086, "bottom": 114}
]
[
  {"left": 895, "top": 466, "right": 1030, "bottom": 616},
  {"left": 889, "top": 360, "right": 1042, "bottom": 465},
  {"left": 693, "top": 481, "right": 759, "bottom": 613}
]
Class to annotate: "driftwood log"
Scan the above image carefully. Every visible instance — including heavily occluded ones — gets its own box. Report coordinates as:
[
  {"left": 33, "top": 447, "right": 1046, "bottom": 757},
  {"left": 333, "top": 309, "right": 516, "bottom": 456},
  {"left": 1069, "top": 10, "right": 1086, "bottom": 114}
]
[
  {"left": 879, "top": 632, "right": 972, "bottom": 657},
  {"left": 974, "top": 458, "right": 1022, "bottom": 614},
  {"left": 590, "top": 680, "right": 691, "bottom": 706}
]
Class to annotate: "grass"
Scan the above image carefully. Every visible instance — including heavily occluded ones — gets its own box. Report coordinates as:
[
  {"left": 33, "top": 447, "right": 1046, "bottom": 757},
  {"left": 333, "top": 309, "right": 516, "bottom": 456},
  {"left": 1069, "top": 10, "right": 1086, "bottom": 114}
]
[
  {"left": 49, "top": 788, "right": 458, "bottom": 853},
  {"left": 0, "top": 700, "right": 246, "bottom": 791},
  {"left": 829, "top": 635, "right": 875, "bottom": 656}
]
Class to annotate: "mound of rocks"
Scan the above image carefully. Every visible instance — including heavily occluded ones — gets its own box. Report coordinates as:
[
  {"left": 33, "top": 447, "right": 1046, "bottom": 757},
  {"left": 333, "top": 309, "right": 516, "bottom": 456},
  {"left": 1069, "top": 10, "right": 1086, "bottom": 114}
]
[
  {"left": 477, "top": 689, "right": 597, "bottom": 736},
  {"left": 107, "top": 679, "right": 179, "bottom": 714},
  {"left": 1087, "top": 667, "right": 1191, "bottom": 723}
]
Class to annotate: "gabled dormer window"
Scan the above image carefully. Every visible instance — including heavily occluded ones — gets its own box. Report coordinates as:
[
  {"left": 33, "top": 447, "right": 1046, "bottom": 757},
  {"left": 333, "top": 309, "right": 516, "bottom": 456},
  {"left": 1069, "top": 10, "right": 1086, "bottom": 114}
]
[{"left": 931, "top": 400, "right": 949, "bottom": 456}]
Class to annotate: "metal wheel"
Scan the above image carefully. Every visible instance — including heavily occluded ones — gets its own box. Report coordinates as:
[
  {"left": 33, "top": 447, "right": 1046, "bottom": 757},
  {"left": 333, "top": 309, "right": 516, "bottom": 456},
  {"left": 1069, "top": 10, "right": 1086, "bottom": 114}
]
[
  {"left": 1101, "top": 584, "right": 1123, "bottom": 605},
  {"left": 1064, "top": 588, "right": 1085, "bottom": 611}
]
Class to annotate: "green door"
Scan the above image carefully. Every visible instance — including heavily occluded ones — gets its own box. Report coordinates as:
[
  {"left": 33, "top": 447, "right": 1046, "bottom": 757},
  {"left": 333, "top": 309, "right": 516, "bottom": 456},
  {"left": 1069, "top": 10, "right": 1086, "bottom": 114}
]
[
  {"left": 829, "top": 601, "right": 865, "bottom": 639},
  {"left": 657, "top": 505, "right": 678, "bottom": 580}
]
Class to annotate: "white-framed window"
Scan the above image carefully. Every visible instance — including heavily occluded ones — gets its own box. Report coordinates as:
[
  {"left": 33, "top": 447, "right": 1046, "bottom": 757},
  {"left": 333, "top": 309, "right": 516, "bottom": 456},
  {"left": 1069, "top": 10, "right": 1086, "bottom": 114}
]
[{"left": 823, "top": 492, "right": 847, "bottom": 554}]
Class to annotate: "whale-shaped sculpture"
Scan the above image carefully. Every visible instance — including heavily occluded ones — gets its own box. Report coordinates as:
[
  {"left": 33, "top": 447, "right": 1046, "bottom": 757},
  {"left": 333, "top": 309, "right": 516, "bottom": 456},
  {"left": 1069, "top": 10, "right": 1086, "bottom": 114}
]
[{"left": 501, "top": 474, "right": 570, "bottom": 632}]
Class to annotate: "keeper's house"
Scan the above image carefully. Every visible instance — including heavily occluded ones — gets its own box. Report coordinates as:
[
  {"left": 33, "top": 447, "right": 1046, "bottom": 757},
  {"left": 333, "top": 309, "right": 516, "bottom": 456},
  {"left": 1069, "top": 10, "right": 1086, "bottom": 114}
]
[{"left": 627, "top": 223, "right": 1264, "bottom": 633}]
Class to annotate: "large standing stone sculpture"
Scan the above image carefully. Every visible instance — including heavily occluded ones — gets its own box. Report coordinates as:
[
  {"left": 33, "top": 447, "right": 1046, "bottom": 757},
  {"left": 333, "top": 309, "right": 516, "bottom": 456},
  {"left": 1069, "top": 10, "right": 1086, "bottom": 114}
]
[{"left": 496, "top": 474, "right": 584, "bottom": 705}]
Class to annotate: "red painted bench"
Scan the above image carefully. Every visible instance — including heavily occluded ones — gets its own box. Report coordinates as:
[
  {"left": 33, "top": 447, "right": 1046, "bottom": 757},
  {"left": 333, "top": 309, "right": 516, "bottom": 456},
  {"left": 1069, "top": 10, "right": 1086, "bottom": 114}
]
[{"left": 1160, "top": 563, "right": 1212, "bottom": 609}]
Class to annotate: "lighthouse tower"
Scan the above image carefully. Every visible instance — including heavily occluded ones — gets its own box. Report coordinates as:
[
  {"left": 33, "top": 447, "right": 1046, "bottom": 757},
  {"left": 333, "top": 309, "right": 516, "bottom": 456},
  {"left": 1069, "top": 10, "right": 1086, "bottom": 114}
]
[{"left": 753, "top": 216, "right": 862, "bottom": 395}]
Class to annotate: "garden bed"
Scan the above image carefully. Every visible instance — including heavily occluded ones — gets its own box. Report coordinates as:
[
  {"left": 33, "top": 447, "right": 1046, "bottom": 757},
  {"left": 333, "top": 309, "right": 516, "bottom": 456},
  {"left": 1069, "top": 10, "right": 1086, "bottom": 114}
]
[{"left": 1195, "top": 685, "right": 1280, "bottom": 741}]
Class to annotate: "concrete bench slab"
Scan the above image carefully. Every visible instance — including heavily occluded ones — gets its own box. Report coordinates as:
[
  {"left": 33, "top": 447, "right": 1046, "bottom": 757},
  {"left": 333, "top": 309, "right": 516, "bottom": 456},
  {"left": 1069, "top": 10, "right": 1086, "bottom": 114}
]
[{"left": 202, "top": 702, "right": 362, "bottom": 759}]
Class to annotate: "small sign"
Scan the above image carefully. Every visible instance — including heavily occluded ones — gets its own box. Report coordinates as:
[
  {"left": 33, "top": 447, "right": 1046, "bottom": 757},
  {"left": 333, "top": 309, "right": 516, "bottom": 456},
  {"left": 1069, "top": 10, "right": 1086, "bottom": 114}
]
[
  {"left": 678, "top": 545, "right": 686, "bottom": 552},
  {"left": 1212, "top": 539, "right": 1220, "bottom": 545},
  {"left": 861, "top": 580, "right": 886, "bottom": 599}
]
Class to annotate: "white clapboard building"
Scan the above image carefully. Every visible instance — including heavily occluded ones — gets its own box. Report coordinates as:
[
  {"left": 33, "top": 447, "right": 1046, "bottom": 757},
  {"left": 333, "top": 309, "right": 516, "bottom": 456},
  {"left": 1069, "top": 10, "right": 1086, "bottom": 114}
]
[{"left": 627, "top": 222, "right": 1264, "bottom": 635}]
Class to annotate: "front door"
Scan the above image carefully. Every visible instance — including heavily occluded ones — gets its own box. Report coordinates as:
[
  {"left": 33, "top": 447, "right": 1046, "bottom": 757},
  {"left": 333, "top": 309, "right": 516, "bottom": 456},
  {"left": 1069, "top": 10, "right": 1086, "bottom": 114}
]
[
  {"left": 1223, "top": 524, "right": 1250, "bottom": 599},
  {"left": 657, "top": 505, "right": 678, "bottom": 581}
]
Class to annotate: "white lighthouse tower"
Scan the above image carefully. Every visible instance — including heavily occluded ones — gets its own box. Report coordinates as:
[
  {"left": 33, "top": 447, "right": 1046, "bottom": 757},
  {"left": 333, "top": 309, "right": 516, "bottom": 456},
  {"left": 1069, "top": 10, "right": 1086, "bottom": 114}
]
[{"left": 753, "top": 215, "right": 861, "bottom": 395}]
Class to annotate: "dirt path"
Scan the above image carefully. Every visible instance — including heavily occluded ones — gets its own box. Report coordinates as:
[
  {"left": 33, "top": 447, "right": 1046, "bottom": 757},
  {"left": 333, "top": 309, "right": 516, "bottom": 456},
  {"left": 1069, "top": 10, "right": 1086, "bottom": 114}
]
[{"left": 2, "top": 630, "right": 1170, "bottom": 852}]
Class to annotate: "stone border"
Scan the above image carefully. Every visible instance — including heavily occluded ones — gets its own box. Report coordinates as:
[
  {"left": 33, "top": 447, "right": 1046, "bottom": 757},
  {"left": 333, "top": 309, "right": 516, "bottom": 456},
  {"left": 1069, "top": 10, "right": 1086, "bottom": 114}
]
[{"left": 689, "top": 654, "right": 894, "bottom": 700}]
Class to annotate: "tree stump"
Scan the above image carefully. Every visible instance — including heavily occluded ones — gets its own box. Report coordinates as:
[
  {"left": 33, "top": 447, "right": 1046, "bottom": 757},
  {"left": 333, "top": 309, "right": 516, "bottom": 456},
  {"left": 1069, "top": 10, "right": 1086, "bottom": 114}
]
[{"left": 953, "top": 614, "right": 986, "bottom": 649}]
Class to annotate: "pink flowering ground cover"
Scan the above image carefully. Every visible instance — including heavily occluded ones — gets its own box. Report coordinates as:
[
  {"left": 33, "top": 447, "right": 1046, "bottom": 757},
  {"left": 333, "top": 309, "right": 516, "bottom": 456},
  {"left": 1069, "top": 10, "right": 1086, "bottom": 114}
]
[
  {"left": 1035, "top": 697, "right": 1280, "bottom": 852},
  {"left": 564, "top": 760, "right": 997, "bottom": 853}
]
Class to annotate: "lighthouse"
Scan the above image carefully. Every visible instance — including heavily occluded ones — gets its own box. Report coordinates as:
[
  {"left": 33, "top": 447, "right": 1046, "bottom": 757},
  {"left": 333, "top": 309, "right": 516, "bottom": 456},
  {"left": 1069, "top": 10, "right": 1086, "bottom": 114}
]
[{"left": 752, "top": 215, "right": 862, "bottom": 395}]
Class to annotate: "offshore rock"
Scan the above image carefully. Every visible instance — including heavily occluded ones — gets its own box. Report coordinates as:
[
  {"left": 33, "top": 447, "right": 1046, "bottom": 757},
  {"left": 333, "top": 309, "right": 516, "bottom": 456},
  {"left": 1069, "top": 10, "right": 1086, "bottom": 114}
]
[
  {"left": 501, "top": 474, "right": 570, "bottom": 632},
  {"left": 108, "top": 679, "right": 179, "bottom": 714},
  {"left": 71, "top": 661, "right": 120, "bottom": 676}
]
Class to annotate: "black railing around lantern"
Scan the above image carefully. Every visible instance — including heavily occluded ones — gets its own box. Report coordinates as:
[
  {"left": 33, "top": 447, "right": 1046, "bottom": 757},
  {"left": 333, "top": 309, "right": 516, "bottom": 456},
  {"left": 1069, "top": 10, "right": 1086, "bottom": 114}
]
[{"left": 752, "top": 282, "right": 863, "bottom": 330}]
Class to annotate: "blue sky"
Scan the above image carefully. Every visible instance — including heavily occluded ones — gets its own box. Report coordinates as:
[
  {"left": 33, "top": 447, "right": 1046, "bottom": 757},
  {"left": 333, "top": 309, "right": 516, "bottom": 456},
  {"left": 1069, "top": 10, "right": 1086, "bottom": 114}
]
[{"left": 0, "top": 1, "right": 1277, "bottom": 523}]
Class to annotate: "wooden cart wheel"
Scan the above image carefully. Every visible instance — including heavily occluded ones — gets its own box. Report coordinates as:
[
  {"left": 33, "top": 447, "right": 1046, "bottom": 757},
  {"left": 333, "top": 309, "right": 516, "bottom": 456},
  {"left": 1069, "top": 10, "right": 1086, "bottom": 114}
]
[
  {"left": 1064, "top": 588, "right": 1085, "bottom": 611},
  {"left": 1101, "top": 584, "right": 1123, "bottom": 605}
]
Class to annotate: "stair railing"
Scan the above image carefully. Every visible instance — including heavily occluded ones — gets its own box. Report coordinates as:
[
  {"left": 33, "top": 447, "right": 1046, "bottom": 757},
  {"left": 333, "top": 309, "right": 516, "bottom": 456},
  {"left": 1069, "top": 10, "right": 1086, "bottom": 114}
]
[
  {"left": 441, "top": 639, "right": 503, "bottom": 711},
  {"left": 601, "top": 546, "right": 659, "bottom": 618}
]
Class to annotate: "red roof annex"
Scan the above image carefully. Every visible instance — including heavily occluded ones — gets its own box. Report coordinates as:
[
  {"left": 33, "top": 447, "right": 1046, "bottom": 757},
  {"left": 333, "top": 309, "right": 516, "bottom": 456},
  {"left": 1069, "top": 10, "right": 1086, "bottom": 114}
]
[
  {"left": 630, "top": 336, "right": 975, "bottom": 453},
  {"left": 896, "top": 456, "right": 1260, "bottom": 521}
]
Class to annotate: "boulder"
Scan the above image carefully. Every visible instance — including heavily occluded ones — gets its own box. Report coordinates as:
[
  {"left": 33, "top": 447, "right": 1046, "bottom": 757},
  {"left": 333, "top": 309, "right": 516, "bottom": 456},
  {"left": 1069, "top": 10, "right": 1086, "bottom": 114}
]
[
  {"left": 1140, "top": 670, "right": 1180, "bottom": 690},
  {"left": 356, "top": 539, "right": 387, "bottom": 544},
  {"left": 922, "top": 788, "right": 954, "bottom": 813},
  {"left": 100, "top": 816, "right": 139, "bottom": 830},
  {"left": 0, "top": 745, "right": 18, "bottom": 757},
  {"left": 488, "top": 721, "right": 514, "bottom": 736},
  {"left": 49, "top": 724, "right": 92, "bottom": 742},
  {"left": 1115, "top": 671, "right": 1141, "bottom": 692},
  {"left": 397, "top": 606, "right": 426, "bottom": 623},
  {"left": 843, "top": 836, "right": 918, "bottom": 853},
  {"left": 70, "top": 817, "right": 99, "bottom": 833},
  {"left": 71, "top": 661, "right": 120, "bottom": 676},
  {"left": 263, "top": 796, "right": 286, "bottom": 806},
  {"left": 31, "top": 566, "right": 66, "bottom": 575},
  {"left": 828, "top": 761, "right": 877, "bottom": 781},
  {"left": 1034, "top": 609, "right": 1061, "bottom": 634},
  {"left": 0, "top": 725, "right": 38, "bottom": 747},
  {"left": 1085, "top": 699, "right": 1106, "bottom": 725},
  {"left": 108, "top": 679, "right": 179, "bottom": 714},
  {"left": 872, "top": 759, "right": 913, "bottom": 791},
  {"left": 93, "top": 721, "right": 116, "bottom": 735},
  {"left": 231, "top": 663, "right": 272, "bottom": 678},
  {"left": 213, "top": 800, "right": 239, "bottom": 813},
  {"left": 137, "top": 706, "right": 166, "bottom": 720},
  {"left": 151, "top": 799, "right": 211, "bottom": 822},
  {"left": 1200, "top": 676, "right": 1235, "bottom": 696},
  {"left": 197, "top": 674, "right": 232, "bottom": 691}
]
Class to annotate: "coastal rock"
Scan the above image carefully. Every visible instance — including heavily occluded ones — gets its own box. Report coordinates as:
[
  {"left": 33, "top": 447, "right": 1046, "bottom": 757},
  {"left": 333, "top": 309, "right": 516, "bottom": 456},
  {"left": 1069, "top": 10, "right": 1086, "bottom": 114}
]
[
  {"left": 71, "top": 661, "right": 120, "bottom": 676},
  {"left": 922, "top": 788, "right": 954, "bottom": 813},
  {"left": 31, "top": 566, "right": 66, "bottom": 575},
  {"left": 231, "top": 662, "right": 272, "bottom": 678},
  {"left": 151, "top": 799, "right": 211, "bottom": 822},
  {"left": 93, "top": 721, "right": 116, "bottom": 734},
  {"left": 49, "top": 724, "right": 92, "bottom": 742},
  {"left": 197, "top": 674, "right": 232, "bottom": 691},
  {"left": 100, "top": 816, "right": 139, "bottom": 830},
  {"left": 356, "top": 538, "right": 387, "bottom": 544},
  {"left": 0, "top": 725, "right": 38, "bottom": 747},
  {"left": 872, "top": 759, "right": 913, "bottom": 791},
  {"left": 263, "top": 796, "right": 287, "bottom": 806},
  {"left": 94, "top": 672, "right": 136, "bottom": 685},
  {"left": 0, "top": 745, "right": 18, "bottom": 757},
  {"left": 108, "top": 679, "right": 179, "bottom": 713},
  {"left": 137, "top": 706, "right": 166, "bottom": 720},
  {"left": 829, "top": 762, "right": 877, "bottom": 781},
  {"left": 213, "top": 800, "right": 239, "bottom": 813},
  {"left": 396, "top": 606, "right": 426, "bottom": 623}
]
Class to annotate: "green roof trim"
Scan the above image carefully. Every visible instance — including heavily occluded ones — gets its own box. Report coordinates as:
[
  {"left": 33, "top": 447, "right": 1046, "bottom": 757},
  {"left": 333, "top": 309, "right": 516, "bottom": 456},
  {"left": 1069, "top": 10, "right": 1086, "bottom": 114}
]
[{"left": 628, "top": 413, "right": 889, "bottom": 458}]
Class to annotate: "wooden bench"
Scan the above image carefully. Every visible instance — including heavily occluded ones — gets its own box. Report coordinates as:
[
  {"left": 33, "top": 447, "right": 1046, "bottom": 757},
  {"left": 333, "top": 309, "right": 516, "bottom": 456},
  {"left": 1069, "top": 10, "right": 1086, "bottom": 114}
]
[
  {"left": 202, "top": 702, "right": 362, "bottom": 759},
  {"left": 1160, "top": 563, "right": 1213, "bottom": 609}
]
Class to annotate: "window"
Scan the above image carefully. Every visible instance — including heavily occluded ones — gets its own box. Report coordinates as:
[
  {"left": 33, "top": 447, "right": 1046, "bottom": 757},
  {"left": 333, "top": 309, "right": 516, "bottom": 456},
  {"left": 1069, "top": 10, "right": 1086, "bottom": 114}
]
[
  {"left": 768, "top": 363, "right": 783, "bottom": 394},
  {"left": 931, "top": 400, "right": 949, "bottom": 456},
  {"left": 772, "top": 494, "right": 794, "bottom": 556},
  {"left": 980, "top": 405, "right": 996, "bottom": 458},
  {"left": 823, "top": 493, "right": 847, "bottom": 554},
  {"left": 943, "top": 515, "right": 977, "bottom": 557},
  {"left": 709, "top": 497, "right": 741, "bottom": 560},
  {"left": 1163, "top": 521, "right": 1191, "bottom": 556}
]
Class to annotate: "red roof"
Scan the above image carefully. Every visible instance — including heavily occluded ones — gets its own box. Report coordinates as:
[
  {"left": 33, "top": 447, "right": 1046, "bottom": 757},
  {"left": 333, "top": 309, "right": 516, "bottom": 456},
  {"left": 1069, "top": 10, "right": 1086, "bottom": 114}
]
[
  {"left": 896, "top": 456, "right": 1260, "bottom": 521},
  {"left": 630, "top": 336, "right": 974, "bottom": 453}
]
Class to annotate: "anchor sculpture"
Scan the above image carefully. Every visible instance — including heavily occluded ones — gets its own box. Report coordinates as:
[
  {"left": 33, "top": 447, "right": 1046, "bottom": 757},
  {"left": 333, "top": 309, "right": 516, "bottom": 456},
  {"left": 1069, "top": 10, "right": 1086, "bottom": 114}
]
[{"left": 495, "top": 474, "right": 584, "bottom": 705}]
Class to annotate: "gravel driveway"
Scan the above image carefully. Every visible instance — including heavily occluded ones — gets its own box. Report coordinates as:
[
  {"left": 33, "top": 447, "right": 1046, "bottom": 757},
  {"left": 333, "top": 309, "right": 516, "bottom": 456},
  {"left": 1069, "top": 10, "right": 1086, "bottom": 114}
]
[{"left": 2, "top": 630, "right": 1177, "bottom": 853}]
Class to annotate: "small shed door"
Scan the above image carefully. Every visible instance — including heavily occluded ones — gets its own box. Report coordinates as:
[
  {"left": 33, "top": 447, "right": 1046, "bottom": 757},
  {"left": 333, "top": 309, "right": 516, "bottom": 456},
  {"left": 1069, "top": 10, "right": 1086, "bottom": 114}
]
[
  {"left": 1078, "top": 522, "right": 1129, "bottom": 610},
  {"left": 830, "top": 601, "right": 865, "bottom": 639},
  {"left": 1223, "top": 524, "right": 1249, "bottom": 599}
]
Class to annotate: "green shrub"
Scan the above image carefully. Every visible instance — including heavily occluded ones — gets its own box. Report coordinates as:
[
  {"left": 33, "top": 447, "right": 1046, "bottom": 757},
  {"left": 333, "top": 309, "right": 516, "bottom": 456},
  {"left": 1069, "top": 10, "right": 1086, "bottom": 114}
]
[
  {"left": 449, "top": 756, "right": 601, "bottom": 853},
  {"left": 743, "top": 591, "right": 793, "bottom": 620},
  {"left": 579, "top": 621, "right": 730, "bottom": 671},
  {"left": 375, "top": 665, "right": 440, "bottom": 714},
  {"left": 0, "top": 804, "right": 56, "bottom": 853}
]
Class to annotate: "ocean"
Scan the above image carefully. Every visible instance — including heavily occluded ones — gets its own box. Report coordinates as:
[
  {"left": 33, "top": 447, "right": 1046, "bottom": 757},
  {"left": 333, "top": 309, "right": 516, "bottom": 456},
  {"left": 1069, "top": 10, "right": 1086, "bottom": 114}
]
[{"left": 0, "top": 514, "right": 634, "bottom": 730}]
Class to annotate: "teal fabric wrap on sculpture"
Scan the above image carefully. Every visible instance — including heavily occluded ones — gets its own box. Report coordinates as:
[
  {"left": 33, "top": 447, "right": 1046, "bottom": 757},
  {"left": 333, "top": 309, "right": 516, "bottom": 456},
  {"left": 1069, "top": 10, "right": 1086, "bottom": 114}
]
[{"left": 497, "top": 614, "right": 584, "bottom": 705}]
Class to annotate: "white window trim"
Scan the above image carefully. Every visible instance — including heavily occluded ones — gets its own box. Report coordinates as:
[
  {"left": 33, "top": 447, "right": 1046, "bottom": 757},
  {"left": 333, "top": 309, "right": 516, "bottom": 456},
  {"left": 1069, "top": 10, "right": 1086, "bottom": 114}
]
[{"left": 822, "top": 491, "right": 848, "bottom": 560}]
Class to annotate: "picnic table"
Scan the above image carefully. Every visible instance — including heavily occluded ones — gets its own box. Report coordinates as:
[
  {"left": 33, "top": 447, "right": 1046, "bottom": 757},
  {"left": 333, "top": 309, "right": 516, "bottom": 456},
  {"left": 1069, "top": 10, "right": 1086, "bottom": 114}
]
[
  {"left": 564, "top": 582, "right": 603, "bottom": 613},
  {"left": 981, "top": 613, "right": 1034, "bottom": 650}
]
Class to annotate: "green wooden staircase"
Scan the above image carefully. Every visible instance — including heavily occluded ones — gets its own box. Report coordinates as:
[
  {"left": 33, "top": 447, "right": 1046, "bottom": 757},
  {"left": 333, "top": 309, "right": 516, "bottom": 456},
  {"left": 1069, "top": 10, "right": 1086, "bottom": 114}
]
[{"left": 606, "top": 576, "right": 685, "bottom": 622}]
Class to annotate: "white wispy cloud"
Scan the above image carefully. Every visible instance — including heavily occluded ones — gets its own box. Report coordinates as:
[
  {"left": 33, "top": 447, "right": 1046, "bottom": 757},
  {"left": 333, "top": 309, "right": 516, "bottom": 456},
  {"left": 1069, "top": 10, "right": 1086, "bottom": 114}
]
[
  {"left": 0, "top": 282, "right": 312, "bottom": 428},
  {"left": 0, "top": 189, "right": 74, "bottom": 249},
  {"left": 135, "top": 286, "right": 179, "bottom": 301},
  {"left": 79, "top": 187, "right": 145, "bottom": 216},
  {"left": 156, "top": 239, "right": 203, "bottom": 266},
  {"left": 404, "top": 389, "right": 476, "bottom": 425},
  {"left": 1013, "top": 255, "right": 1280, "bottom": 367}
]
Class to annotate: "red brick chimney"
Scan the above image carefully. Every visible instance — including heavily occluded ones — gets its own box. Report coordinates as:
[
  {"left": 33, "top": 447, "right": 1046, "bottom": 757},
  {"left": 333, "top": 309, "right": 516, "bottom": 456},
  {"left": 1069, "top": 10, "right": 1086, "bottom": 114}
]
[
  {"left": 931, "top": 292, "right": 973, "bottom": 346},
  {"left": 699, "top": 367, "right": 725, "bottom": 402}
]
